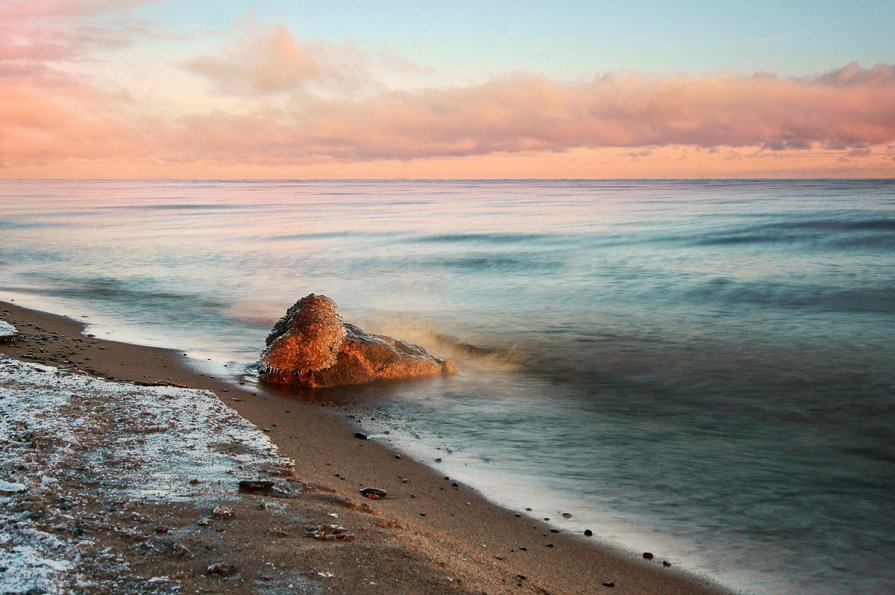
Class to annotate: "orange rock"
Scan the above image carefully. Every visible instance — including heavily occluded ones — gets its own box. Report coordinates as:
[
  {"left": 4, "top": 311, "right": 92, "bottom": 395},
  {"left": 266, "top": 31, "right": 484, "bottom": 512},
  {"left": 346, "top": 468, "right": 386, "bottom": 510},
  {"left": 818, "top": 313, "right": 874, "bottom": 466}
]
[{"left": 260, "top": 294, "right": 457, "bottom": 388}]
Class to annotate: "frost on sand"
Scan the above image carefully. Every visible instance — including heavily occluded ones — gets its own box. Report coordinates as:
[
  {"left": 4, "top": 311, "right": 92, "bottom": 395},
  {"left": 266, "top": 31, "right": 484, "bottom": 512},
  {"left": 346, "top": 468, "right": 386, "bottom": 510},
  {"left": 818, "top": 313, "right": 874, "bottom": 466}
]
[{"left": 0, "top": 355, "right": 293, "bottom": 592}]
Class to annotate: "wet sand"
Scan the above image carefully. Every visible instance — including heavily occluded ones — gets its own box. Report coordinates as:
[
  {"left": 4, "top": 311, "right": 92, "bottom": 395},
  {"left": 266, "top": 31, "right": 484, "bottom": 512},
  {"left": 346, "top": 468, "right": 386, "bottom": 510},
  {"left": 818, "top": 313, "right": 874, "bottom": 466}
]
[{"left": 0, "top": 300, "right": 726, "bottom": 594}]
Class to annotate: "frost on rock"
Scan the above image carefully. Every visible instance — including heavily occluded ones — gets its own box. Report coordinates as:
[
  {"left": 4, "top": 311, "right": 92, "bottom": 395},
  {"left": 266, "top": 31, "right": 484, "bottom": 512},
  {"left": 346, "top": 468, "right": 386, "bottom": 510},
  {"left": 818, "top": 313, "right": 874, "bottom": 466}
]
[
  {"left": 0, "top": 320, "right": 17, "bottom": 342},
  {"left": 0, "top": 355, "right": 295, "bottom": 592}
]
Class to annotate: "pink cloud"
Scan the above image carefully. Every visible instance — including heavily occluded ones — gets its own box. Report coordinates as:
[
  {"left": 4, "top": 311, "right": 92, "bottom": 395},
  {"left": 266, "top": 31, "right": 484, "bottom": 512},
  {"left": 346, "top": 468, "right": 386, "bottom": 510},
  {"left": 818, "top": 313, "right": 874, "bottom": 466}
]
[
  {"left": 1, "top": 3, "right": 893, "bottom": 175},
  {"left": 187, "top": 24, "right": 320, "bottom": 94},
  {"left": 164, "top": 63, "right": 895, "bottom": 163}
]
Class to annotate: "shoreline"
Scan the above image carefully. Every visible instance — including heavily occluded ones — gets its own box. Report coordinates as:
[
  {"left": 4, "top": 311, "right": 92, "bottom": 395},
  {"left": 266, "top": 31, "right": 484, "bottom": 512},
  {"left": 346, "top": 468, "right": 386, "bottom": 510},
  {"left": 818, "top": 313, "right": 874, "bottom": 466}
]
[{"left": 0, "top": 299, "right": 726, "bottom": 594}]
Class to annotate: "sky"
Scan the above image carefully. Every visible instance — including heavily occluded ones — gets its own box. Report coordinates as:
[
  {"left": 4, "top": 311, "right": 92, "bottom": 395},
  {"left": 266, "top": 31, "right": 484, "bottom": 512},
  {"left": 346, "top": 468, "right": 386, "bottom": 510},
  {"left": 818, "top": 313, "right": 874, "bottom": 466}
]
[{"left": 1, "top": 0, "right": 894, "bottom": 178}]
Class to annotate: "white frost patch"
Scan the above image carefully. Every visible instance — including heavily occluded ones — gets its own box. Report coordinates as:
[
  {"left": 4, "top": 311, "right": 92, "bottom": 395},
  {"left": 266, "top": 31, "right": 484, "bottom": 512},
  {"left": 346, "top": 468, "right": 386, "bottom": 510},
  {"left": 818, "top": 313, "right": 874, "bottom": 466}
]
[
  {"left": 0, "top": 528, "right": 74, "bottom": 594},
  {"left": 0, "top": 354, "right": 294, "bottom": 592},
  {"left": 0, "top": 480, "right": 26, "bottom": 493},
  {"left": 0, "top": 320, "right": 16, "bottom": 340}
]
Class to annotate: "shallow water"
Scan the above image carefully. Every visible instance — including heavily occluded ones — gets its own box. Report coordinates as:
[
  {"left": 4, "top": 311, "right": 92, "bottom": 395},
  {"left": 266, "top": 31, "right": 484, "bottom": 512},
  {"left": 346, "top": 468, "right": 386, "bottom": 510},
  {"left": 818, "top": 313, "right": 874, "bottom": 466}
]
[{"left": 1, "top": 179, "right": 894, "bottom": 593}]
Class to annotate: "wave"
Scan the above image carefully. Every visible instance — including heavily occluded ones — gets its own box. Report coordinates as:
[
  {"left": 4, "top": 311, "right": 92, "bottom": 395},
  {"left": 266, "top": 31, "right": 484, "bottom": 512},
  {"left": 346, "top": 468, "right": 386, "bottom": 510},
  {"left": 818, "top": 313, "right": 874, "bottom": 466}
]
[
  {"left": 426, "top": 254, "right": 563, "bottom": 272},
  {"left": 109, "top": 203, "right": 257, "bottom": 211},
  {"left": 411, "top": 233, "right": 557, "bottom": 244},
  {"left": 685, "top": 217, "right": 895, "bottom": 248},
  {"left": 688, "top": 278, "right": 895, "bottom": 314}
]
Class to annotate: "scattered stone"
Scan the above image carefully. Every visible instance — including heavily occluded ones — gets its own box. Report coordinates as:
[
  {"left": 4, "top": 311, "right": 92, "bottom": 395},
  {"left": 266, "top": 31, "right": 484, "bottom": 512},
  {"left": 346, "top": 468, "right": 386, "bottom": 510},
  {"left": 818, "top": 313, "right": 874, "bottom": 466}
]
[
  {"left": 435, "top": 458, "right": 442, "bottom": 463},
  {"left": 360, "top": 487, "right": 387, "bottom": 499},
  {"left": 602, "top": 580, "right": 615, "bottom": 588},
  {"left": 306, "top": 524, "right": 356, "bottom": 541},
  {"left": 354, "top": 432, "right": 368, "bottom": 440},
  {"left": 155, "top": 525, "right": 169, "bottom": 534},
  {"left": 213, "top": 505, "right": 235, "bottom": 519},
  {"left": 643, "top": 552, "right": 654, "bottom": 560},
  {"left": 173, "top": 544, "right": 193, "bottom": 558},
  {"left": 663, "top": 560, "right": 672, "bottom": 567},
  {"left": 561, "top": 512, "right": 572, "bottom": 519},
  {"left": 239, "top": 480, "right": 294, "bottom": 498},
  {"left": 394, "top": 454, "right": 402, "bottom": 459},
  {"left": 206, "top": 563, "right": 238, "bottom": 577},
  {"left": 584, "top": 529, "right": 593, "bottom": 537},
  {"left": 259, "top": 294, "right": 458, "bottom": 388},
  {"left": 238, "top": 479, "right": 275, "bottom": 494}
]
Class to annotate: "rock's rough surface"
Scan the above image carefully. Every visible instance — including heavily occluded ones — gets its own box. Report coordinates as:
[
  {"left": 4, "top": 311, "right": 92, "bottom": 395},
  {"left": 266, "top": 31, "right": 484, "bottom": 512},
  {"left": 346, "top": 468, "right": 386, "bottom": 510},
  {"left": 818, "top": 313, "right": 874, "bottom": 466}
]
[{"left": 260, "top": 294, "right": 458, "bottom": 388}]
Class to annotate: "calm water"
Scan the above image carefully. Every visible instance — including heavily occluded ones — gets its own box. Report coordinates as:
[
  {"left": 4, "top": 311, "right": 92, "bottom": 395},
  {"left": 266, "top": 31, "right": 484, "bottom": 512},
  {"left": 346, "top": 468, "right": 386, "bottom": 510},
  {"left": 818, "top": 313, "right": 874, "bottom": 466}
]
[{"left": 1, "top": 180, "right": 894, "bottom": 593}]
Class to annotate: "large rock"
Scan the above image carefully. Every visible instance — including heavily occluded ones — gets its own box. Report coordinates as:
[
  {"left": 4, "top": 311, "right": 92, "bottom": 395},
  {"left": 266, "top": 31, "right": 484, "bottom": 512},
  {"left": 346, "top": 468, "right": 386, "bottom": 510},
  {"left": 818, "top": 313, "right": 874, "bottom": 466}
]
[{"left": 259, "top": 294, "right": 457, "bottom": 388}]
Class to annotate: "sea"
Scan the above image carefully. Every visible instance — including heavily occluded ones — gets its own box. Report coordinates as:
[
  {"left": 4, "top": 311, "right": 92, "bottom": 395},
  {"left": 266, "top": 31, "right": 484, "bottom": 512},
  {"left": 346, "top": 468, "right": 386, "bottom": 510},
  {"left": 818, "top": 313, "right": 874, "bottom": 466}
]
[{"left": 1, "top": 179, "right": 893, "bottom": 594}]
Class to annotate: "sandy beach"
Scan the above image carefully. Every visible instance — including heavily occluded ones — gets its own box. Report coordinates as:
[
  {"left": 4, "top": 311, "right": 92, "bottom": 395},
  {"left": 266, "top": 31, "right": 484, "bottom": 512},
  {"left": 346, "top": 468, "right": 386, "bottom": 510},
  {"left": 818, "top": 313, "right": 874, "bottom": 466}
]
[{"left": 0, "top": 299, "right": 726, "bottom": 594}]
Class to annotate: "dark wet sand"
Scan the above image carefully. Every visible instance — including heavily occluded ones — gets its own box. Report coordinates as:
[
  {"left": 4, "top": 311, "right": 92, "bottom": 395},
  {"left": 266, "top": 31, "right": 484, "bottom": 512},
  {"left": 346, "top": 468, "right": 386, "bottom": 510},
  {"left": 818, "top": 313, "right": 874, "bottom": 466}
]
[{"left": 0, "top": 300, "right": 727, "bottom": 594}]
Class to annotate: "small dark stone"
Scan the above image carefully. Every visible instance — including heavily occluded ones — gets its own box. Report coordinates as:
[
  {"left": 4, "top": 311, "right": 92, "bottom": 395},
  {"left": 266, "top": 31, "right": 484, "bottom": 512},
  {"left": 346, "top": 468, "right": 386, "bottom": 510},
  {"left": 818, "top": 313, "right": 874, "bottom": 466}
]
[
  {"left": 562, "top": 512, "right": 572, "bottom": 519},
  {"left": 155, "top": 525, "right": 169, "bottom": 534},
  {"left": 643, "top": 552, "right": 654, "bottom": 560},
  {"left": 238, "top": 480, "right": 275, "bottom": 494},
  {"left": 360, "top": 487, "right": 387, "bottom": 499},
  {"left": 354, "top": 432, "right": 368, "bottom": 440},
  {"left": 602, "top": 580, "right": 615, "bottom": 588},
  {"left": 394, "top": 454, "right": 402, "bottom": 459},
  {"left": 435, "top": 458, "right": 442, "bottom": 463},
  {"left": 550, "top": 529, "right": 559, "bottom": 533},
  {"left": 584, "top": 529, "right": 593, "bottom": 537},
  {"left": 451, "top": 482, "right": 459, "bottom": 488},
  {"left": 525, "top": 507, "right": 532, "bottom": 511},
  {"left": 207, "top": 563, "right": 237, "bottom": 577},
  {"left": 663, "top": 560, "right": 672, "bottom": 567},
  {"left": 546, "top": 543, "right": 554, "bottom": 548}
]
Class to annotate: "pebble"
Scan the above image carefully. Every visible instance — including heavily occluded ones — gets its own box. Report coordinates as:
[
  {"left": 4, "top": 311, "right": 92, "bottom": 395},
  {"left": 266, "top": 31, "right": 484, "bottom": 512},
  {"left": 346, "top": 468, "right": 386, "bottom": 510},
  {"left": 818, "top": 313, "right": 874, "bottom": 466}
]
[
  {"left": 434, "top": 458, "right": 442, "bottom": 463},
  {"left": 562, "top": 512, "right": 572, "bottom": 519},
  {"left": 643, "top": 552, "right": 654, "bottom": 560},
  {"left": 213, "top": 505, "right": 235, "bottom": 519},
  {"left": 206, "top": 563, "right": 238, "bottom": 577},
  {"left": 602, "top": 580, "right": 615, "bottom": 588},
  {"left": 354, "top": 432, "right": 368, "bottom": 440},
  {"left": 305, "top": 524, "right": 355, "bottom": 541},
  {"left": 584, "top": 529, "right": 593, "bottom": 537},
  {"left": 360, "top": 487, "right": 387, "bottom": 499},
  {"left": 663, "top": 560, "right": 672, "bottom": 567},
  {"left": 394, "top": 454, "right": 402, "bottom": 459},
  {"left": 154, "top": 525, "right": 169, "bottom": 534},
  {"left": 238, "top": 479, "right": 275, "bottom": 494}
]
